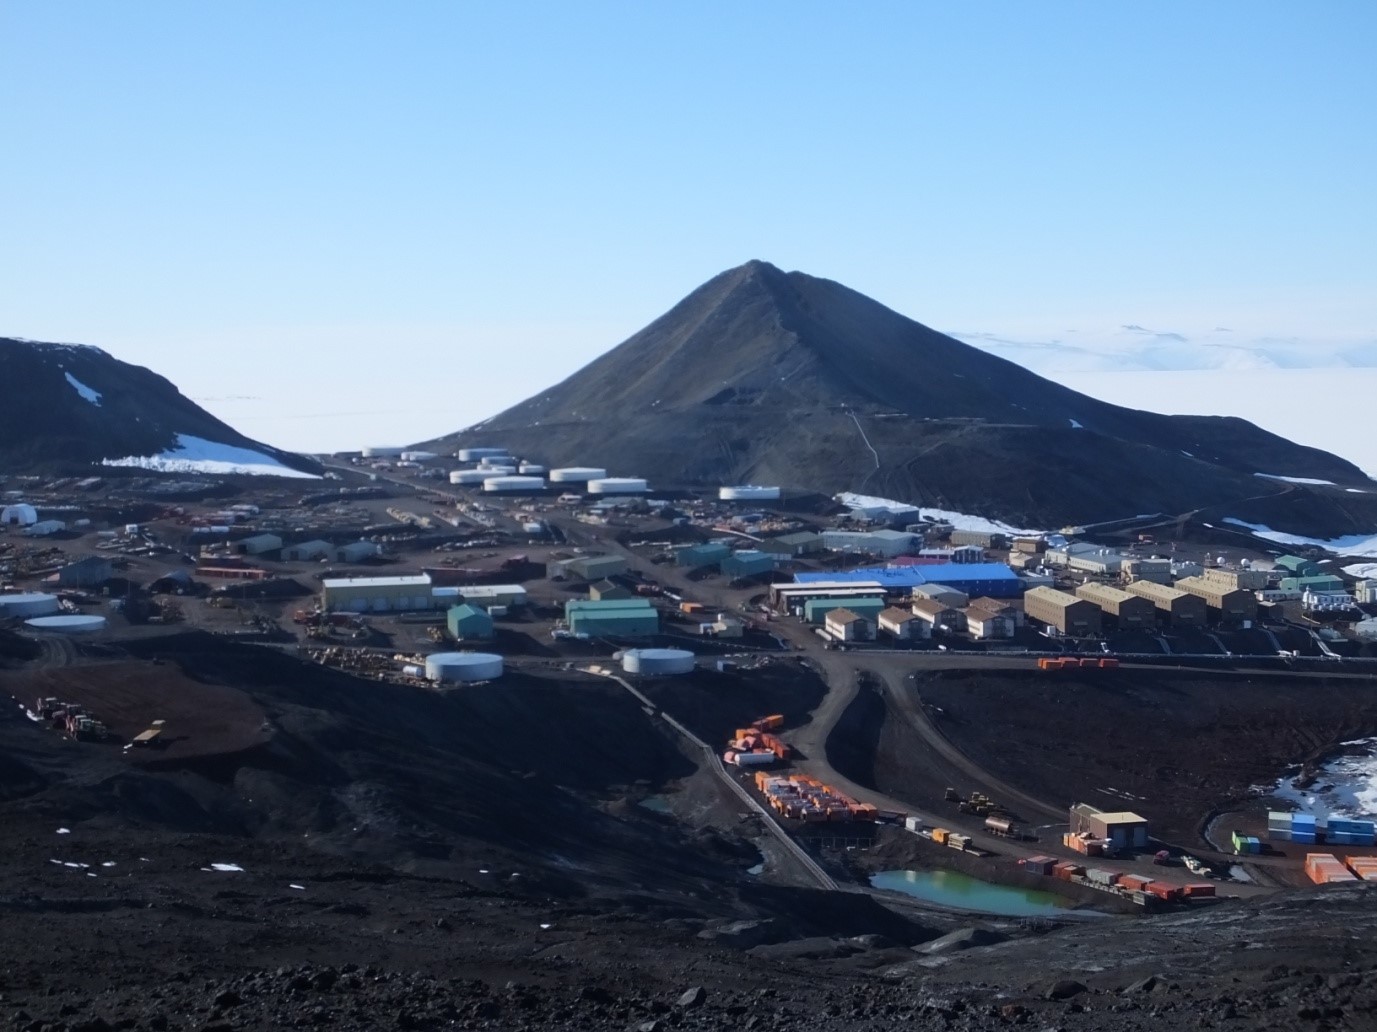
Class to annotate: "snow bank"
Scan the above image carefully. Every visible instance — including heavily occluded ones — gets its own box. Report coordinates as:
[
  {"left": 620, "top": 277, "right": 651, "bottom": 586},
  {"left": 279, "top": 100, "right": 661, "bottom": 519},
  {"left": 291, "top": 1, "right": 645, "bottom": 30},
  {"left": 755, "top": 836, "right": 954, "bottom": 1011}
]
[
  {"left": 1221, "top": 518, "right": 1377, "bottom": 558},
  {"left": 836, "top": 493, "right": 1047, "bottom": 535},
  {"left": 64, "top": 372, "right": 102, "bottom": 406},
  {"left": 1269, "top": 738, "right": 1377, "bottom": 820},
  {"left": 1343, "top": 563, "right": 1377, "bottom": 579},
  {"left": 1253, "top": 473, "right": 1336, "bottom": 486},
  {"left": 103, "top": 434, "right": 318, "bottom": 479}
]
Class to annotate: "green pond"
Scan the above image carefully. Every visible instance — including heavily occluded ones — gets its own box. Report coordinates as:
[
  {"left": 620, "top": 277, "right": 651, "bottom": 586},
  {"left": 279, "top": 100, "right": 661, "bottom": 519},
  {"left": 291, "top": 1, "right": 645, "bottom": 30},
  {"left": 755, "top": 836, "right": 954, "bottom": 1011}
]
[{"left": 870, "top": 869, "right": 1074, "bottom": 917}]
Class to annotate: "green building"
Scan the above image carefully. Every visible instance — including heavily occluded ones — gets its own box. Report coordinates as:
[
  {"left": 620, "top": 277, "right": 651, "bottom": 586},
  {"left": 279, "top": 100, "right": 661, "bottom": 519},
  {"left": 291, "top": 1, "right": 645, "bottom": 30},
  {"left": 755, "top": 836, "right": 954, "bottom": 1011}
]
[
  {"left": 566, "top": 598, "right": 660, "bottom": 638},
  {"left": 1280, "top": 575, "right": 1345, "bottom": 593},
  {"left": 721, "top": 549, "right": 775, "bottom": 579},
  {"left": 802, "top": 596, "right": 888, "bottom": 624},
  {"left": 447, "top": 603, "right": 495, "bottom": 640},
  {"left": 1275, "top": 555, "right": 1321, "bottom": 577},
  {"left": 674, "top": 542, "right": 732, "bottom": 569}
]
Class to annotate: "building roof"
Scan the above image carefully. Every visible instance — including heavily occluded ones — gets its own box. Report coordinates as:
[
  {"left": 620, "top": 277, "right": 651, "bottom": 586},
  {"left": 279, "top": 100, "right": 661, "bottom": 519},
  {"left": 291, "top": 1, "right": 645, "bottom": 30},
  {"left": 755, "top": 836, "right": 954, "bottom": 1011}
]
[
  {"left": 1093, "top": 811, "right": 1148, "bottom": 825},
  {"left": 794, "top": 563, "right": 1018, "bottom": 590},
  {"left": 878, "top": 606, "right": 918, "bottom": 623},
  {"left": 322, "top": 575, "right": 431, "bottom": 589},
  {"left": 1125, "top": 580, "right": 1192, "bottom": 602},
  {"left": 1075, "top": 583, "right": 1141, "bottom": 605},
  {"left": 287, "top": 539, "right": 333, "bottom": 552},
  {"left": 568, "top": 607, "right": 659, "bottom": 623},
  {"left": 910, "top": 598, "right": 957, "bottom": 618},
  {"left": 825, "top": 608, "right": 866, "bottom": 624},
  {"left": 448, "top": 603, "right": 491, "bottom": 621},
  {"left": 968, "top": 596, "right": 1018, "bottom": 614},
  {"left": 1024, "top": 586, "right": 1085, "bottom": 609}
]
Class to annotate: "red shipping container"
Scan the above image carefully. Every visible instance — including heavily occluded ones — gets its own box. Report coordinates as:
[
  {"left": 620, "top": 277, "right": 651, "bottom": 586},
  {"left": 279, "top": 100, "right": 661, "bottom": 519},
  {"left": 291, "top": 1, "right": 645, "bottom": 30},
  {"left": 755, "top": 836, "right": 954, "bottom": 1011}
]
[{"left": 1181, "top": 883, "right": 1215, "bottom": 897}]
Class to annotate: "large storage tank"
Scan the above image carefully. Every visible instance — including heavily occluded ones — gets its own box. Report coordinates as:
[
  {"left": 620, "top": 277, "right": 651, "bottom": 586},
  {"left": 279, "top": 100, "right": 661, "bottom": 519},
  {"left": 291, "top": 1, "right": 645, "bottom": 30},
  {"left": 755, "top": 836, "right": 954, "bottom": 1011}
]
[
  {"left": 457, "top": 448, "right": 510, "bottom": 462},
  {"left": 400, "top": 450, "right": 437, "bottom": 462},
  {"left": 549, "top": 467, "right": 607, "bottom": 484},
  {"left": 518, "top": 462, "right": 545, "bottom": 475},
  {"left": 425, "top": 652, "right": 504, "bottom": 683},
  {"left": 476, "top": 463, "right": 516, "bottom": 474},
  {"left": 588, "top": 477, "right": 649, "bottom": 495},
  {"left": 719, "top": 485, "right": 781, "bottom": 501},
  {"left": 25, "top": 614, "right": 106, "bottom": 634},
  {"left": 483, "top": 475, "right": 546, "bottom": 493},
  {"left": 0, "top": 593, "right": 61, "bottom": 618},
  {"left": 361, "top": 446, "right": 405, "bottom": 458},
  {"left": 621, "top": 648, "right": 695, "bottom": 676},
  {"left": 449, "top": 469, "right": 489, "bottom": 485}
]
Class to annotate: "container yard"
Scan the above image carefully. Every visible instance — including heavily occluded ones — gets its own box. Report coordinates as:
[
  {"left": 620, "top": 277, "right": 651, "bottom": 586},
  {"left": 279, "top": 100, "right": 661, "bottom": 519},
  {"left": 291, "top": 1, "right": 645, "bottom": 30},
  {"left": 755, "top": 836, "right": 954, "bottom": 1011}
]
[{"left": 752, "top": 772, "right": 879, "bottom": 823}]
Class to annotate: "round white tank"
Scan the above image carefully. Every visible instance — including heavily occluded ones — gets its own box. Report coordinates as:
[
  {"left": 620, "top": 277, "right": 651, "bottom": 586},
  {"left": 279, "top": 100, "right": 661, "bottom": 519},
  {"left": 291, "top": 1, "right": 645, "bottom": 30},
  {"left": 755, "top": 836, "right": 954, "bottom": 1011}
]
[
  {"left": 518, "top": 462, "right": 546, "bottom": 475},
  {"left": 457, "top": 448, "right": 510, "bottom": 462},
  {"left": 449, "top": 469, "right": 489, "bottom": 485},
  {"left": 400, "top": 450, "right": 437, "bottom": 462},
  {"left": 24, "top": 614, "right": 106, "bottom": 634},
  {"left": 483, "top": 476, "right": 546, "bottom": 493},
  {"left": 621, "top": 648, "right": 695, "bottom": 676},
  {"left": 362, "top": 446, "right": 405, "bottom": 458},
  {"left": 425, "top": 652, "right": 504, "bottom": 683},
  {"left": 549, "top": 467, "right": 607, "bottom": 483},
  {"left": 0, "top": 593, "right": 61, "bottom": 618},
  {"left": 588, "top": 477, "right": 648, "bottom": 495},
  {"left": 477, "top": 463, "right": 516, "bottom": 474},
  {"left": 719, "top": 485, "right": 781, "bottom": 501}
]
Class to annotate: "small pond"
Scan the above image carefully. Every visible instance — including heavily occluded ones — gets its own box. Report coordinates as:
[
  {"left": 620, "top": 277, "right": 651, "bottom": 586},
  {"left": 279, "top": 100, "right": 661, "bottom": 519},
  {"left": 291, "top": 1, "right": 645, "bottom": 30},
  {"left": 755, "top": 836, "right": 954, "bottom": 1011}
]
[{"left": 870, "top": 869, "right": 1074, "bottom": 917}]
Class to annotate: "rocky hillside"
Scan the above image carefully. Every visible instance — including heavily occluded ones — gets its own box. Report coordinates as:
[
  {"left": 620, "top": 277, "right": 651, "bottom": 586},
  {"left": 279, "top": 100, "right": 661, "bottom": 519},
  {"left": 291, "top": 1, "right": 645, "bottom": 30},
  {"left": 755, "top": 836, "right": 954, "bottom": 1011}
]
[
  {"left": 0, "top": 337, "right": 320, "bottom": 477},
  {"left": 430, "top": 261, "right": 1376, "bottom": 533}
]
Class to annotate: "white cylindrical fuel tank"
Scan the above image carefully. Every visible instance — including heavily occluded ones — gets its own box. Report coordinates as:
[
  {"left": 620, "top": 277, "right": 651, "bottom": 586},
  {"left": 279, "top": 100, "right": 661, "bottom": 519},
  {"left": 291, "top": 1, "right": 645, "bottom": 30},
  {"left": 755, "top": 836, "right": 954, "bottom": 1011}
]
[
  {"left": 518, "top": 462, "right": 545, "bottom": 475},
  {"left": 548, "top": 467, "right": 607, "bottom": 483},
  {"left": 362, "top": 446, "right": 405, "bottom": 458},
  {"left": 476, "top": 463, "right": 516, "bottom": 474},
  {"left": 588, "top": 477, "right": 648, "bottom": 495},
  {"left": 400, "top": 450, "right": 437, "bottom": 462},
  {"left": 449, "top": 469, "right": 489, "bottom": 485},
  {"left": 457, "top": 448, "right": 510, "bottom": 462},
  {"left": 0, "top": 593, "right": 61, "bottom": 618},
  {"left": 24, "top": 614, "right": 106, "bottom": 634},
  {"left": 621, "top": 648, "right": 695, "bottom": 675},
  {"left": 719, "top": 485, "right": 781, "bottom": 501},
  {"left": 483, "top": 476, "right": 545, "bottom": 493},
  {"left": 425, "top": 652, "right": 504, "bottom": 683}
]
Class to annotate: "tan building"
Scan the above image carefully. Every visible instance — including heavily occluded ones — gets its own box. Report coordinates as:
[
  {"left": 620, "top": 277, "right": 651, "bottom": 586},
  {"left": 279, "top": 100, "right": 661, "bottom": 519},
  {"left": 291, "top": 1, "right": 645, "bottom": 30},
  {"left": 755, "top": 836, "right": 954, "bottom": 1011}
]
[
  {"left": 1011, "top": 537, "right": 1046, "bottom": 554},
  {"left": 949, "top": 530, "right": 1007, "bottom": 549},
  {"left": 1120, "top": 557, "right": 1172, "bottom": 585},
  {"left": 965, "top": 608, "right": 1014, "bottom": 639},
  {"left": 1124, "top": 580, "right": 1207, "bottom": 625},
  {"left": 968, "top": 596, "right": 1023, "bottom": 627},
  {"left": 824, "top": 607, "right": 873, "bottom": 642},
  {"left": 878, "top": 606, "right": 928, "bottom": 640},
  {"left": 1070, "top": 803, "right": 1150, "bottom": 850},
  {"left": 1203, "top": 567, "right": 1269, "bottom": 591},
  {"left": 1175, "top": 576, "right": 1257, "bottom": 622},
  {"left": 1074, "top": 583, "right": 1157, "bottom": 629},
  {"left": 910, "top": 597, "right": 966, "bottom": 632},
  {"left": 1023, "top": 587, "right": 1101, "bottom": 636}
]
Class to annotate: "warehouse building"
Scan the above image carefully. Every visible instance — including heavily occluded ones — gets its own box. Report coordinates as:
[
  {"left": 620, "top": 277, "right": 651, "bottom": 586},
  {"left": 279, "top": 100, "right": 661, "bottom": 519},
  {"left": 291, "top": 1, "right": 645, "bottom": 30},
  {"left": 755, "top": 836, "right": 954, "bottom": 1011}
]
[
  {"left": 909, "top": 597, "right": 966, "bottom": 632},
  {"left": 911, "top": 583, "right": 969, "bottom": 608},
  {"left": 1124, "top": 580, "right": 1207, "bottom": 625},
  {"left": 46, "top": 556, "right": 113, "bottom": 588},
  {"left": 1171, "top": 560, "right": 1204, "bottom": 579},
  {"left": 878, "top": 607, "right": 928, "bottom": 640},
  {"left": 1074, "top": 583, "right": 1157, "bottom": 629},
  {"left": 1024, "top": 587, "right": 1101, "bottom": 636},
  {"left": 454, "top": 584, "right": 527, "bottom": 608},
  {"left": 1203, "top": 567, "right": 1269, "bottom": 591},
  {"left": 824, "top": 608, "right": 873, "bottom": 642},
  {"left": 322, "top": 575, "right": 434, "bottom": 613},
  {"left": 282, "top": 539, "right": 334, "bottom": 562},
  {"left": 674, "top": 542, "right": 732, "bottom": 569},
  {"left": 802, "top": 596, "right": 887, "bottom": 625},
  {"left": 556, "top": 554, "right": 628, "bottom": 581},
  {"left": 949, "top": 530, "right": 1008, "bottom": 550},
  {"left": 589, "top": 579, "right": 633, "bottom": 601},
  {"left": 1070, "top": 804, "right": 1150, "bottom": 851},
  {"left": 1011, "top": 537, "right": 1045, "bottom": 554},
  {"left": 1, "top": 503, "right": 38, "bottom": 526},
  {"left": 721, "top": 549, "right": 775, "bottom": 580},
  {"left": 792, "top": 563, "right": 1023, "bottom": 599},
  {"left": 964, "top": 606, "right": 1014, "bottom": 639},
  {"left": 1275, "top": 554, "right": 1322, "bottom": 578},
  {"left": 335, "top": 540, "right": 382, "bottom": 564},
  {"left": 772, "top": 583, "right": 886, "bottom": 613},
  {"left": 759, "top": 531, "right": 822, "bottom": 558},
  {"left": 820, "top": 530, "right": 917, "bottom": 558},
  {"left": 1280, "top": 575, "right": 1345, "bottom": 593},
  {"left": 1045, "top": 543, "right": 1125, "bottom": 573},
  {"left": 1175, "top": 576, "right": 1257, "bottom": 623},
  {"left": 447, "top": 603, "right": 495, "bottom": 640},
  {"left": 1120, "top": 557, "right": 1172, "bottom": 585},
  {"left": 968, "top": 597, "right": 1023, "bottom": 627},
  {"left": 566, "top": 598, "right": 659, "bottom": 638}
]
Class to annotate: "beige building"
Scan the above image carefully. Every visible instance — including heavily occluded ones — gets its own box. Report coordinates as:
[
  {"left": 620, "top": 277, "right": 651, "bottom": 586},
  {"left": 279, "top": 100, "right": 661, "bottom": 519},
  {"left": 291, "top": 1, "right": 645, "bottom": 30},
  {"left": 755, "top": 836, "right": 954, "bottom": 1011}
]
[
  {"left": 824, "top": 608, "right": 873, "bottom": 642},
  {"left": 1024, "top": 587, "right": 1101, "bottom": 636},
  {"left": 965, "top": 608, "right": 1014, "bottom": 639},
  {"left": 1175, "top": 575, "right": 1257, "bottom": 622},
  {"left": 1202, "top": 567, "right": 1269, "bottom": 591},
  {"left": 1070, "top": 803, "right": 1150, "bottom": 850},
  {"left": 1120, "top": 557, "right": 1172, "bottom": 585},
  {"left": 968, "top": 596, "right": 1023, "bottom": 627},
  {"left": 1074, "top": 583, "right": 1157, "bottom": 628},
  {"left": 878, "top": 606, "right": 928, "bottom": 640},
  {"left": 1124, "top": 580, "right": 1207, "bottom": 625},
  {"left": 910, "top": 597, "right": 966, "bottom": 632},
  {"left": 321, "top": 574, "right": 435, "bottom": 613}
]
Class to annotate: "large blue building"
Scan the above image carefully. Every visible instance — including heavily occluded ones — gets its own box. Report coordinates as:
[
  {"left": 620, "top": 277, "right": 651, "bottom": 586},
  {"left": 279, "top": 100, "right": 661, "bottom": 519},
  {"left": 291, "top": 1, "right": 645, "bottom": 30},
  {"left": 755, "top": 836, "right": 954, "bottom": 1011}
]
[{"left": 793, "top": 563, "right": 1023, "bottom": 599}]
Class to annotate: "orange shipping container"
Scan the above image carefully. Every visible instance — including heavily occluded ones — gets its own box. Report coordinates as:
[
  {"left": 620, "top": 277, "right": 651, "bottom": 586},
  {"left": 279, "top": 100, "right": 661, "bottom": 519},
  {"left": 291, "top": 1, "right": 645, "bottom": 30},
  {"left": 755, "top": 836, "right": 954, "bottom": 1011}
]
[
  {"left": 932, "top": 828, "right": 949, "bottom": 844},
  {"left": 1119, "top": 874, "right": 1152, "bottom": 892},
  {"left": 1181, "top": 883, "right": 1215, "bottom": 897}
]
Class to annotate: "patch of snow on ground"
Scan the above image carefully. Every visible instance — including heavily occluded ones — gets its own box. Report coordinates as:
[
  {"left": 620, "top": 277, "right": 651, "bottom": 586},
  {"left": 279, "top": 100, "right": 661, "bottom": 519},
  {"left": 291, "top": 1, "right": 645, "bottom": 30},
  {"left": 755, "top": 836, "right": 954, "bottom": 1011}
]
[
  {"left": 1221, "top": 518, "right": 1377, "bottom": 558},
  {"left": 64, "top": 372, "right": 102, "bottom": 405},
  {"left": 1343, "top": 564, "right": 1377, "bottom": 579},
  {"left": 103, "top": 434, "right": 318, "bottom": 479},
  {"left": 1269, "top": 738, "right": 1377, "bottom": 820},
  {"left": 1253, "top": 473, "right": 1337, "bottom": 486},
  {"left": 836, "top": 493, "right": 1047, "bottom": 536},
  {"left": 1068, "top": 418, "right": 1083, "bottom": 429},
  {"left": 208, "top": 863, "right": 244, "bottom": 872}
]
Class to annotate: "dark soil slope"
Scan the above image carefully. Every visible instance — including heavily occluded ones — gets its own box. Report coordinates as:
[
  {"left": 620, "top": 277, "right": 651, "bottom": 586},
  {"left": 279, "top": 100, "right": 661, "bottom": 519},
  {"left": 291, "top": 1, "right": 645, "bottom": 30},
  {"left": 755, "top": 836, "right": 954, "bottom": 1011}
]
[
  {"left": 0, "top": 337, "right": 320, "bottom": 475},
  {"left": 431, "top": 261, "right": 1376, "bottom": 533}
]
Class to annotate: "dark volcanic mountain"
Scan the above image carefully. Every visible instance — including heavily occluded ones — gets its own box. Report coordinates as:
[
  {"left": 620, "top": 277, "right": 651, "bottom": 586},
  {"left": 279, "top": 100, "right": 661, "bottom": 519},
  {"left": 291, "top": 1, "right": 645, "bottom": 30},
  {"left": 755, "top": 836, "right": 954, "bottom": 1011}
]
[
  {"left": 432, "top": 261, "right": 1376, "bottom": 532},
  {"left": 0, "top": 338, "right": 320, "bottom": 477}
]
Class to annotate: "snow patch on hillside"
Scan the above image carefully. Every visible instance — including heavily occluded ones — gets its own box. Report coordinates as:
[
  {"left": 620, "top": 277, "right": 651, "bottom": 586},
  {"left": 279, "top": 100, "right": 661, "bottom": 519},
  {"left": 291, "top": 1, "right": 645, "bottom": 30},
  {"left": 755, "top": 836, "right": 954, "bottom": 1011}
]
[
  {"left": 836, "top": 493, "right": 1047, "bottom": 535},
  {"left": 1222, "top": 518, "right": 1377, "bottom": 558},
  {"left": 63, "top": 372, "right": 102, "bottom": 406},
  {"left": 102, "top": 434, "right": 318, "bottom": 479},
  {"left": 1343, "top": 564, "right": 1377, "bottom": 579},
  {"left": 1269, "top": 738, "right": 1377, "bottom": 821},
  {"left": 1254, "top": 473, "right": 1336, "bottom": 486}
]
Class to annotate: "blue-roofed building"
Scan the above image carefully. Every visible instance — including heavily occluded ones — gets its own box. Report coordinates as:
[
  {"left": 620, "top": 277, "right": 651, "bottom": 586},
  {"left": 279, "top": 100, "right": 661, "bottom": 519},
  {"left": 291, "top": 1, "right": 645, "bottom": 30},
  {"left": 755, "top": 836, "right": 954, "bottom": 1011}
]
[{"left": 794, "top": 563, "right": 1022, "bottom": 599}]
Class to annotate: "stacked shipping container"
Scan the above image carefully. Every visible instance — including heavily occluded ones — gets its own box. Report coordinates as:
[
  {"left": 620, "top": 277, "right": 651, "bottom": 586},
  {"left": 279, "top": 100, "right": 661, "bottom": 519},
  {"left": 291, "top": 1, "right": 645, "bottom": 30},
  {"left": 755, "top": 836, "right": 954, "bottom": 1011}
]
[
  {"left": 1306, "top": 853, "right": 1359, "bottom": 885},
  {"left": 752, "top": 771, "right": 878, "bottom": 822},
  {"left": 1346, "top": 857, "right": 1377, "bottom": 881},
  {"left": 1268, "top": 811, "right": 1373, "bottom": 846}
]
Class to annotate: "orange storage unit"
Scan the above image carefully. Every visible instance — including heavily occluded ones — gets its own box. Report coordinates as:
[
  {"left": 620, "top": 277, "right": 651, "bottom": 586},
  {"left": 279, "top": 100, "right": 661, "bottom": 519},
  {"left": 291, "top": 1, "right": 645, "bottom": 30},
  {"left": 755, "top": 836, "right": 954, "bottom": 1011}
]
[
  {"left": 755, "top": 714, "right": 785, "bottom": 730},
  {"left": 1099, "top": 658, "right": 1120, "bottom": 669},
  {"left": 932, "top": 828, "right": 950, "bottom": 844},
  {"left": 1305, "top": 853, "right": 1358, "bottom": 885},
  {"left": 1181, "top": 883, "right": 1215, "bottom": 897},
  {"left": 1147, "top": 882, "right": 1180, "bottom": 901},
  {"left": 1118, "top": 874, "right": 1152, "bottom": 892}
]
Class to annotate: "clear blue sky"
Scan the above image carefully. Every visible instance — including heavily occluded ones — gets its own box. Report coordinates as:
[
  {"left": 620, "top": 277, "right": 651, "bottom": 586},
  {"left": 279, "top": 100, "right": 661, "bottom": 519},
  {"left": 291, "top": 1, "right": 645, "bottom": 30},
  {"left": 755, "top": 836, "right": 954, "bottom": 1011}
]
[{"left": 3, "top": 2, "right": 1374, "bottom": 452}]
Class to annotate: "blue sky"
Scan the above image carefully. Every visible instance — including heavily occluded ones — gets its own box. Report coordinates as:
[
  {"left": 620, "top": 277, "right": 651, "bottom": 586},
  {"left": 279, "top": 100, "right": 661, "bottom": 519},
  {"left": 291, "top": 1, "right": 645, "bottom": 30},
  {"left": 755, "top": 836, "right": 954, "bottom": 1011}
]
[{"left": 2, "top": 2, "right": 1374, "bottom": 451}]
